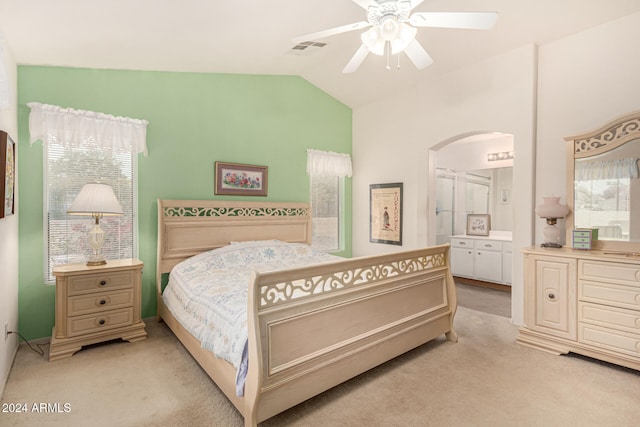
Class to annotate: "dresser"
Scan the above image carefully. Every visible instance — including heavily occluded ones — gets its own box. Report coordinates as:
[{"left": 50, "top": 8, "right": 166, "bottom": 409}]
[
  {"left": 517, "top": 247, "right": 640, "bottom": 371},
  {"left": 450, "top": 234, "right": 512, "bottom": 285},
  {"left": 49, "top": 258, "right": 147, "bottom": 361}
]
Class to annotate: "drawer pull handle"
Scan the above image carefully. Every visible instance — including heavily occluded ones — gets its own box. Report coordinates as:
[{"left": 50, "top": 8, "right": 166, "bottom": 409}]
[
  {"left": 98, "top": 319, "right": 106, "bottom": 326},
  {"left": 99, "top": 299, "right": 107, "bottom": 305},
  {"left": 100, "top": 280, "right": 107, "bottom": 286},
  {"left": 460, "top": 242, "right": 466, "bottom": 245},
  {"left": 484, "top": 244, "right": 493, "bottom": 248},
  {"left": 547, "top": 292, "right": 556, "bottom": 301}
]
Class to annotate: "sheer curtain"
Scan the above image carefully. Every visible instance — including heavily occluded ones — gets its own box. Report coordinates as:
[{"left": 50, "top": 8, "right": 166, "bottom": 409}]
[
  {"left": 27, "top": 102, "right": 149, "bottom": 155},
  {"left": 306, "top": 149, "right": 353, "bottom": 177},
  {"left": 28, "top": 102, "right": 149, "bottom": 281},
  {"left": 575, "top": 158, "right": 639, "bottom": 180}
]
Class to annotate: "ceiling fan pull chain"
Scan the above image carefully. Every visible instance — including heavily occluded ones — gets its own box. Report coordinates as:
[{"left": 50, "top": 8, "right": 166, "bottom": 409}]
[
  {"left": 386, "top": 41, "right": 391, "bottom": 70},
  {"left": 397, "top": 53, "right": 401, "bottom": 70}
]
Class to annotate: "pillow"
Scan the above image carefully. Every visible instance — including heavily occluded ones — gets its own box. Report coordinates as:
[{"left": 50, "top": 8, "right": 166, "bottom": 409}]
[{"left": 228, "top": 239, "right": 285, "bottom": 246}]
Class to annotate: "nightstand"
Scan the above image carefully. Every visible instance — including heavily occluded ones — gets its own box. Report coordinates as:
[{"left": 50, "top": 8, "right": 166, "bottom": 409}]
[{"left": 49, "top": 258, "right": 147, "bottom": 361}]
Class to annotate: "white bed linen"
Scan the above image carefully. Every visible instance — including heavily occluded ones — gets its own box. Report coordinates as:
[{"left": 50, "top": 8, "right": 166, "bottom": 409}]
[{"left": 162, "top": 240, "right": 341, "bottom": 396}]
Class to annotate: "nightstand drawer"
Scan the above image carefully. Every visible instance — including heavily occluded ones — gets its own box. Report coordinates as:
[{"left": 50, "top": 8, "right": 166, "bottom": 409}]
[
  {"left": 67, "top": 271, "right": 134, "bottom": 295},
  {"left": 67, "top": 308, "right": 133, "bottom": 337},
  {"left": 68, "top": 289, "right": 134, "bottom": 316}
]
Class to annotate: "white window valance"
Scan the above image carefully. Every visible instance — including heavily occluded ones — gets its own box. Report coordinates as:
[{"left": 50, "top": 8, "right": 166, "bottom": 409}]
[
  {"left": 306, "top": 149, "right": 353, "bottom": 177},
  {"left": 575, "top": 158, "right": 639, "bottom": 181},
  {"left": 27, "top": 102, "right": 149, "bottom": 156}
]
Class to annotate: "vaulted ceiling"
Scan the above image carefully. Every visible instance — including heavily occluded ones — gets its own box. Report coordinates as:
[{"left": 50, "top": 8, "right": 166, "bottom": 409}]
[{"left": 2, "top": 0, "right": 640, "bottom": 108}]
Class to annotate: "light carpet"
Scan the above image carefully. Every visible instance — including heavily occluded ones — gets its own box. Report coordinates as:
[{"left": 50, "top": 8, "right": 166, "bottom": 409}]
[{"left": 2, "top": 307, "right": 639, "bottom": 427}]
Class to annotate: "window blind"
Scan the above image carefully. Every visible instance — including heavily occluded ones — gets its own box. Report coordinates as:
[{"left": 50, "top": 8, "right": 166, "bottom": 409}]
[{"left": 45, "top": 138, "right": 136, "bottom": 282}]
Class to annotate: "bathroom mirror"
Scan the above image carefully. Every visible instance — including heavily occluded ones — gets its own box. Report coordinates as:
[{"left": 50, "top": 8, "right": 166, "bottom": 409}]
[{"left": 565, "top": 111, "right": 640, "bottom": 252}]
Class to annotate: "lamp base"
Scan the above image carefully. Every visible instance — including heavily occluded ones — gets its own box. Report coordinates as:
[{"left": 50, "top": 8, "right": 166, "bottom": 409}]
[
  {"left": 541, "top": 242, "right": 563, "bottom": 248},
  {"left": 86, "top": 254, "right": 107, "bottom": 266}
]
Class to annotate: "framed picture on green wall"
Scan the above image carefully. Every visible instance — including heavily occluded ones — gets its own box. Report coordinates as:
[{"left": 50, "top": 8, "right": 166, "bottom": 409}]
[{"left": 214, "top": 161, "right": 268, "bottom": 196}]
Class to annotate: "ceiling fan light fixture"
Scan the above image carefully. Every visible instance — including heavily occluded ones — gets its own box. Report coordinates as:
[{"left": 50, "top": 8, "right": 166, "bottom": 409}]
[
  {"left": 390, "top": 23, "right": 417, "bottom": 54},
  {"left": 380, "top": 16, "right": 399, "bottom": 41},
  {"left": 361, "top": 26, "right": 385, "bottom": 56}
]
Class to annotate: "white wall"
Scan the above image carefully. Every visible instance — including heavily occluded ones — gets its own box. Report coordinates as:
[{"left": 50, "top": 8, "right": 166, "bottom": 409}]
[
  {"left": 353, "top": 11, "right": 640, "bottom": 327},
  {"left": 536, "top": 11, "right": 640, "bottom": 245},
  {"left": 0, "top": 38, "right": 19, "bottom": 397},
  {"left": 353, "top": 44, "right": 537, "bottom": 325}
]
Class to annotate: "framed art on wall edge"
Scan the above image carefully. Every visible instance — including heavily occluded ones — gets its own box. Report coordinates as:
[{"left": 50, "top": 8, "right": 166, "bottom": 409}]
[
  {"left": 370, "top": 182, "right": 403, "bottom": 245},
  {"left": 466, "top": 214, "right": 490, "bottom": 236},
  {"left": 214, "top": 161, "right": 268, "bottom": 196},
  {"left": 0, "top": 130, "right": 15, "bottom": 219}
]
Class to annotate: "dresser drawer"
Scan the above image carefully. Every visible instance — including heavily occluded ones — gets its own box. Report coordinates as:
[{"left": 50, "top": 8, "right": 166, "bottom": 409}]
[
  {"left": 578, "top": 323, "right": 640, "bottom": 358},
  {"left": 475, "top": 240, "right": 502, "bottom": 252},
  {"left": 579, "top": 280, "right": 640, "bottom": 311},
  {"left": 67, "top": 289, "right": 134, "bottom": 317},
  {"left": 66, "top": 308, "right": 134, "bottom": 337},
  {"left": 451, "top": 238, "right": 475, "bottom": 249},
  {"left": 579, "top": 302, "right": 640, "bottom": 334},
  {"left": 579, "top": 260, "right": 640, "bottom": 287},
  {"left": 67, "top": 271, "right": 134, "bottom": 295}
]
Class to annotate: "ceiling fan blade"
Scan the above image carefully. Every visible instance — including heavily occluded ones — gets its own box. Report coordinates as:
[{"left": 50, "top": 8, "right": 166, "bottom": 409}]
[
  {"left": 403, "top": 39, "right": 433, "bottom": 69},
  {"left": 292, "top": 21, "right": 371, "bottom": 44},
  {"left": 343, "top": 44, "right": 370, "bottom": 74},
  {"left": 409, "top": 12, "right": 498, "bottom": 30},
  {"left": 351, "top": 0, "right": 380, "bottom": 10}
]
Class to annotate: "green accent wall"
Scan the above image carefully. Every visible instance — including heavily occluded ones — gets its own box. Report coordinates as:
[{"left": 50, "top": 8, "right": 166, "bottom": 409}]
[{"left": 17, "top": 66, "right": 352, "bottom": 340}]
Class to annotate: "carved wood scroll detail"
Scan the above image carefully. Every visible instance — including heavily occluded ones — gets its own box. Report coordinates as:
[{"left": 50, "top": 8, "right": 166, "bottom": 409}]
[
  {"left": 574, "top": 117, "right": 640, "bottom": 154},
  {"left": 259, "top": 252, "right": 446, "bottom": 307},
  {"left": 164, "top": 206, "right": 309, "bottom": 218}
]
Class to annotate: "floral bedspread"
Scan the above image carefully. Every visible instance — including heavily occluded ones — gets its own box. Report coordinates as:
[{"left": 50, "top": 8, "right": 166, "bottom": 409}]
[{"left": 162, "top": 240, "right": 341, "bottom": 395}]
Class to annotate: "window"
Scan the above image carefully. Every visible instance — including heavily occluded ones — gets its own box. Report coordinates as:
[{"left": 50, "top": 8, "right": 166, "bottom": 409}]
[
  {"left": 310, "top": 175, "right": 342, "bottom": 252},
  {"left": 307, "top": 149, "right": 351, "bottom": 252},
  {"left": 28, "top": 102, "right": 148, "bottom": 284},
  {"left": 44, "top": 139, "right": 137, "bottom": 282}
]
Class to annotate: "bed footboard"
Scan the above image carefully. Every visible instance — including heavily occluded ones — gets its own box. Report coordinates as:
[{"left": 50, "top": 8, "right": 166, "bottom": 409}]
[{"left": 244, "top": 244, "right": 457, "bottom": 425}]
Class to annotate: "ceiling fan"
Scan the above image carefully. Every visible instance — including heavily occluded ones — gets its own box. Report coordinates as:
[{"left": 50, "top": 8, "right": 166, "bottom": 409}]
[{"left": 292, "top": 0, "right": 498, "bottom": 73}]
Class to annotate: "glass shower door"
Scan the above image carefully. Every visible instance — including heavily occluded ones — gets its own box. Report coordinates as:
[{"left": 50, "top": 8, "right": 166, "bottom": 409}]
[{"left": 436, "top": 170, "right": 455, "bottom": 245}]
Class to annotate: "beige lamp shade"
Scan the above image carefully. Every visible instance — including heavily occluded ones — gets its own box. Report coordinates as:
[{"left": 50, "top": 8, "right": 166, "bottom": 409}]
[
  {"left": 68, "top": 183, "right": 123, "bottom": 265},
  {"left": 67, "top": 183, "right": 124, "bottom": 216}
]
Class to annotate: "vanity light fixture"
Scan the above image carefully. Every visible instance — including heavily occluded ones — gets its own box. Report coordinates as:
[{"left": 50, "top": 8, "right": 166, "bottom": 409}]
[
  {"left": 535, "top": 196, "right": 570, "bottom": 248},
  {"left": 487, "top": 151, "right": 513, "bottom": 162},
  {"left": 67, "top": 183, "right": 123, "bottom": 266}
]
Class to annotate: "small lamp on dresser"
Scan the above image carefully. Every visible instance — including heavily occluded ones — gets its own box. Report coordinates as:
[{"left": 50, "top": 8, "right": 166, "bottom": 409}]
[
  {"left": 535, "top": 196, "right": 570, "bottom": 248},
  {"left": 67, "top": 182, "right": 123, "bottom": 266}
]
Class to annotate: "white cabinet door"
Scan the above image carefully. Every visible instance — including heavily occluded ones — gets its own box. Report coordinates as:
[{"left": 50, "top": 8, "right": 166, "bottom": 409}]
[
  {"left": 474, "top": 249, "right": 503, "bottom": 282},
  {"left": 451, "top": 247, "right": 474, "bottom": 277}
]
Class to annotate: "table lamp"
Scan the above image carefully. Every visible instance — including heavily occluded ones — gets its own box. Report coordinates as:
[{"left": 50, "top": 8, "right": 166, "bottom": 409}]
[
  {"left": 535, "top": 196, "right": 570, "bottom": 248},
  {"left": 67, "top": 183, "right": 123, "bottom": 265}
]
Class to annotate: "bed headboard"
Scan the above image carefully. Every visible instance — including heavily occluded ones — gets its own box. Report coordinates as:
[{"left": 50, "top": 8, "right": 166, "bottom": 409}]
[{"left": 157, "top": 199, "right": 312, "bottom": 277}]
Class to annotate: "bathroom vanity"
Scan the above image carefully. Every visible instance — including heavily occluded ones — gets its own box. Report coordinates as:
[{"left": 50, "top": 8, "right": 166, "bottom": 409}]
[{"left": 450, "top": 231, "right": 512, "bottom": 286}]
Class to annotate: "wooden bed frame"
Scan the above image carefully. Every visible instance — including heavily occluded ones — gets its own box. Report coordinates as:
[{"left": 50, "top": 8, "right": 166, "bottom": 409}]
[{"left": 156, "top": 199, "right": 458, "bottom": 426}]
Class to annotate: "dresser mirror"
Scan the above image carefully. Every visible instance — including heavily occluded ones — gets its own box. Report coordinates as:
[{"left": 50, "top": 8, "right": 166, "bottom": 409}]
[{"left": 564, "top": 111, "right": 640, "bottom": 253}]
